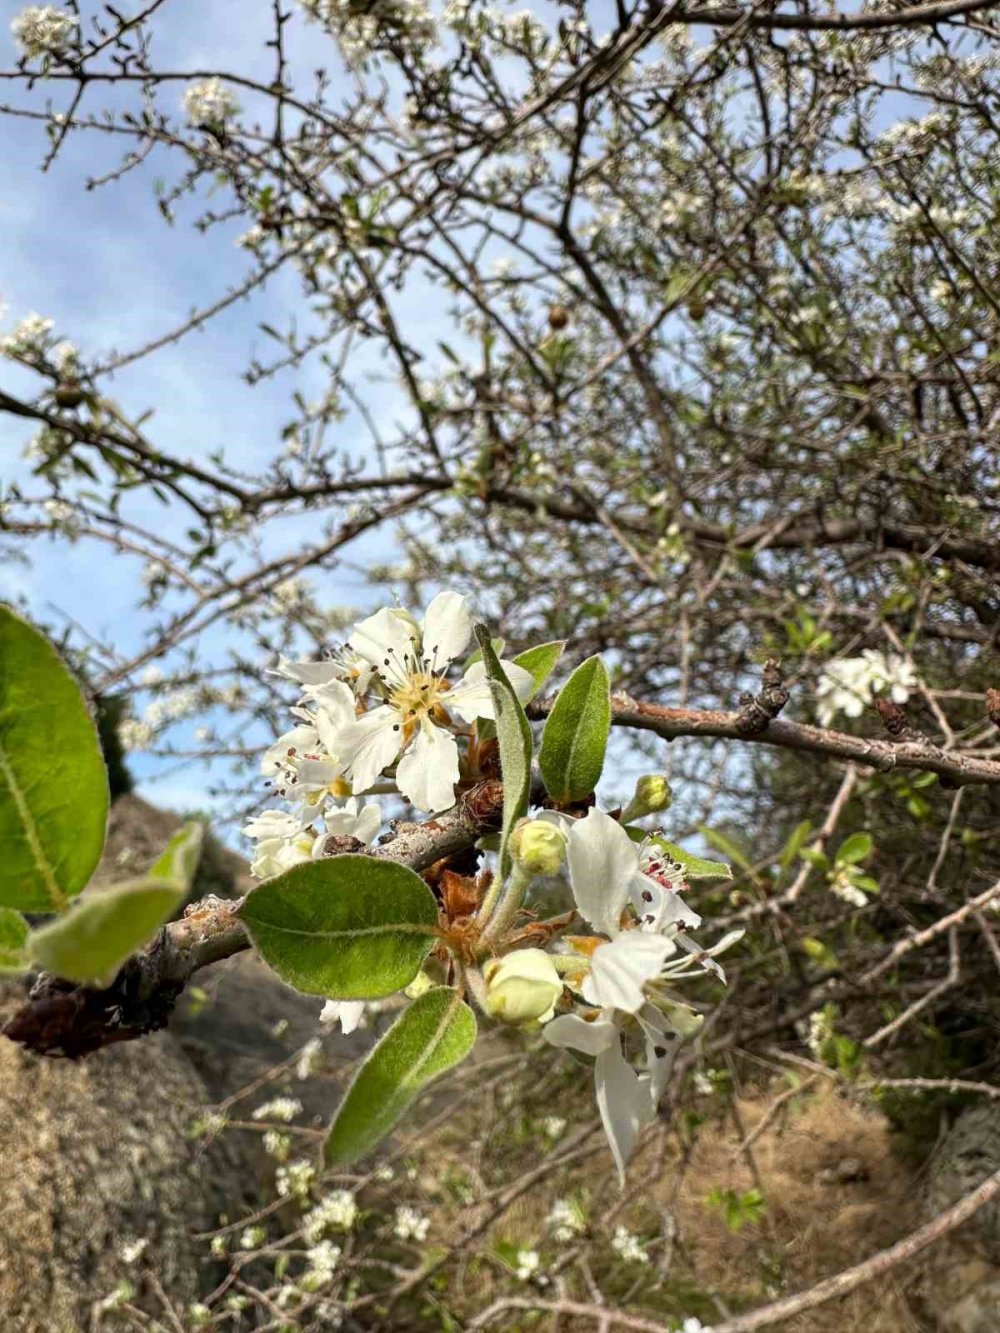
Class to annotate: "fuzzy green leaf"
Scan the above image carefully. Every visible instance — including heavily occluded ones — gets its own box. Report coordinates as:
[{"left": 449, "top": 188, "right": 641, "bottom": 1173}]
[
  {"left": 474, "top": 626, "right": 533, "bottom": 879},
  {"left": 510, "top": 640, "right": 565, "bottom": 701},
  {"left": 324, "top": 986, "right": 476, "bottom": 1166},
  {"left": 0, "top": 606, "right": 109, "bottom": 912},
  {"left": 240, "top": 855, "right": 439, "bottom": 999},
  {"left": 149, "top": 820, "right": 205, "bottom": 890},
  {"left": 0, "top": 907, "right": 29, "bottom": 974},
  {"left": 645, "top": 836, "right": 733, "bottom": 880},
  {"left": 538, "top": 655, "right": 611, "bottom": 804},
  {"left": 28, "top": 878, "right": 185, "bottom": 988}
]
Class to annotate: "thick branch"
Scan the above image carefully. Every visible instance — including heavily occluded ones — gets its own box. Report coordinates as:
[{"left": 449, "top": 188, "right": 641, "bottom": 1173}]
[
  {"left": 0, "top": 780, "right": 504, "bottom": 1060},
  {"left": 598, "top": 697, "right": 1000, "bottom": 788}
]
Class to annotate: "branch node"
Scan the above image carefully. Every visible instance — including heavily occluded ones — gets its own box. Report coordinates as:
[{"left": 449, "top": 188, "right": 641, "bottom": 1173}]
[{"left": 736, "top": 658, "right": 789, "bottom": 734}]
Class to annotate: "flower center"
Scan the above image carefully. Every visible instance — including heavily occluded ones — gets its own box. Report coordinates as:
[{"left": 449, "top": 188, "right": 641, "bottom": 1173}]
[{"left": 389, "top": 671, "right": 449, "bottom": 722}]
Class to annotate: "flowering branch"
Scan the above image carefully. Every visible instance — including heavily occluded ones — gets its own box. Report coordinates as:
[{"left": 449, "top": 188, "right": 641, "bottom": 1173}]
[{"left": 1, "top": 780, "right": 505, "bottom": 1059}]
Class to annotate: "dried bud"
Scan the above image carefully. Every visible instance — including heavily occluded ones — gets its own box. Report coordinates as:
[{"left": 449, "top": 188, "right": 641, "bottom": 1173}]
[
  {"left": 483, "top": 949, "right": 563, "bottom": 1025},
  {"left": 54, "top": 382, "right": 84, "bottom": 408},
  {"left": 873, "top": 697, "right": 908, "bottom": 738},
  {"left": 509, "top": 818, "right": 568, "bottom": 876}
]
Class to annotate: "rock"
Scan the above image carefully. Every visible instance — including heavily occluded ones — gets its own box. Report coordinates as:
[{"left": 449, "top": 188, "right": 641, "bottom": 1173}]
[
  {"left": 925, "top": 1103, "right": 1000, "bottom": 1261},
  {"left": 0, "top": 988, "right": 255, "bottom": 1333},
  {"left": 815, "top": 1155, "right": 870, "bottom": 1186},
  {"left": 942, "top": 1275, "right": 1000, "bottom": 1333}
]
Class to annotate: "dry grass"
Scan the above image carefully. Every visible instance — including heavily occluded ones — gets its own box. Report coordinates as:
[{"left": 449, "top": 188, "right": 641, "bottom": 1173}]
[{"left": 381, "top": 1042, "right": 994, "bottom": 1332}]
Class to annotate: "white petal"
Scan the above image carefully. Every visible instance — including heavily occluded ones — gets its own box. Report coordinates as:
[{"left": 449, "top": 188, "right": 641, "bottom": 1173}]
[
  {"left": 566, "top": 809, "right": 638, "bottom": 937},
  {"left": 638, "top": 1006, "right": 680, "bottom": 1107},
  {"left": 395, "top": 720, "right": 460, "bottom": 813},
  {"left": 582, "top": 932, "right": 676, "bottom": 1014},
  {"left": 243, "top": 809, "right": 307, "bottom": 841},
  {"left": 320, "top": 999, "right": 366, "bottom": 1034},
  {"left": 595, "top": 1045, "right": 654, "bottom": 1185},
  {"left": 337, "top": 705, "right": 403, "bottom": 793},
  {"left": 270, "top": 655, "right": 344, "bottom": 685},
  {"left": 421, "top": 591, "right": 473, "bottom": 673},
  {"left": 631, "top": 873, "right": 701, "bottom": 932},
  {"left": 542, "top": 1011, "right": 618, "bottom": 1055},
  {"left": 352, "top": 802, "right": 383, "bottom": 845},
  {"left": 311, "top": 679, "right": 359, "bottom": 734},
  {"left": 294, "top": 757, "right": 344, "bottom": 792},
  {"left": 348, "top": 608, "right": 417, "bottom": 686},
  {"left": 449, "top": 658, "right": 536, "bottom": 724},
  {"left": 261, "top": 724, "right": 318, "bottom": 776}
]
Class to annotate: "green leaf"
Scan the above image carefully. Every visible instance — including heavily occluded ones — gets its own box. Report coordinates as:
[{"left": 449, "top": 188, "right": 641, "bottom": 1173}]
[
  {"left": 474, "top": 626, "right": 533, "bottom": 880},
  {"left": 0, "top": 606, "right": 109, "bottom": 912},
  {"left": 511, "top": 640, "right": 565, "bottom": 701},
  {"left": 538, "top": 655, "right": 611, "bottom": 804},
  {"left": 0, "top": 907, "right": 29, "bottom": 974},
  {"left": 778, "top": 820, "right": 813, "bottom": 872},
  {"left": 240, "top": 855, "right": 439, "bottom": 1000},
  {"left": 645, "top": 837, "right": 732, "bottom": 880},
  {"left": 324, "top": 986, "right": 476, "bottom": 1167},
  {"left": 28, "top": 877, "right": 185, "bottom": 987},
  {"left": 836, "top": 832, "right": 873, "bottom": 865},
  {"left": 149, "top": 820, "right": 204, "bottom": 890},
  {"left": 697, "top": 825, "right": 755, "bottom": 875}
]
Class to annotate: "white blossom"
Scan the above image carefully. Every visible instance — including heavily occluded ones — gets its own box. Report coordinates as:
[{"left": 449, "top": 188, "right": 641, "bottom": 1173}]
[
  {"left": 547, "top": 1197, "right": 586, "bottom": 1242},
  {"left": 304, "top": 1190, "right": 358, "bottom": 1240},
  {"left": 514, "top": 1248, "right": 542, "bottom": 1281},
  {"left": 816, "top": 649, "right": 917, "bottom": 727},
  {"left": 611, "top": 1224, "right": 649, "bottom": 1264},
  {"left": 393, "top": 1204, "right": 430, "bottom": 1241},
  {"left": 183, "top": 78, "right": 240, "bottom": 129},
  {"left": 11, "top": 6, "right": 76, "bottom": 59},
  {"left": 252, "top": 1096, "right": 303, "bottom": 1123}
]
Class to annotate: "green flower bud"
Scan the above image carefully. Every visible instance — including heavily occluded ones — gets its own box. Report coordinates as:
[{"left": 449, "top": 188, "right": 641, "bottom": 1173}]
[
  {"left": 483, "top": 948, "right": 563, "bottom": 1026},
  {"left": 509, "top": 818, "right": 568, "bottom": 876},
  {"left": 621, "top": 775, "right": 673, "bottom": 823}
]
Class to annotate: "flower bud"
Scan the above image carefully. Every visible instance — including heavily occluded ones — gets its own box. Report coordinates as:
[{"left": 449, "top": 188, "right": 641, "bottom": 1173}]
[
  {"left": 509, "top": 818, "right": 568, "bottom": 876},
  {"left": 483, "top": 948, "right": 563, "bottom": 1026},
  {"left": 621, "top": 775, "right": 673, "bottom": 823}
]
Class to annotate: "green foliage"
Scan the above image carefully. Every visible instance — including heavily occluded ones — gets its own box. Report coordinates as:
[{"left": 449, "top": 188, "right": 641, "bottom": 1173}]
[
  {"left": 0, "top": 605, "right": 109, "bottom": 912},
  {"left": 149, "top": 820, "right": 205, "bottom": 890},
  {"left": 324, "top": 986, "right": 476, "bottom": 1166},
  {"left": 538, "top": 654, "right": 611, "bottom": 804},
  {"left": 0, "top": 906, "right": 29, "bottom": 974},
  {"left": 510, "top": 640, "right": 565, "bottom": 700},
  {"left": 474, "top": 627, "right": 534, "bottom": 878},
  {"left": 705, "top": 1186, "right": 766, "bottom": 1231},
  {"left": 643, "top": 836, "right": 732, "bottom": 880},
  {"left": 241, "top": 855, "right": 439, "bottom": 999},
  {"left": 28, "top": 877, "right": 186, "bottom": 987},
  {"left": 836, "top": 832, "right": 873, "bottom": 865}
]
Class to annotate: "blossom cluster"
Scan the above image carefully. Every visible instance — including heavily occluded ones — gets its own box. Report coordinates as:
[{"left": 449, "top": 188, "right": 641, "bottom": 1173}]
[
  {"left": 11, "top": 5, "right": 76, "bottom": 59},
  {"left": 245, "top": 590, "right": 742, "bottom": 1180},
  {"left": 815, "top": 649, "right": 917, "bottom": 727},
  {"left": 183, "top": 78, "right": 241, "bottom": 129},
  {"left": 244, "top": 590, "right": 532, "bottom": 875}
]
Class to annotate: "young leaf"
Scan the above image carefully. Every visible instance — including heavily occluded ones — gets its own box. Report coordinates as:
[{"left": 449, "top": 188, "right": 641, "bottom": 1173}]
[
  {"left": 836, "top": 832, "right": 873, "bottom": 865},
  {"left": 324, "top": 986, "right": 476, "bottom": 1167},
  {"left": 511, "top": 640, "right": 565, "bottom": 701},
  {"left": 0, "top": 907, "right": 29, "bottom": 974},
  {"left": 149, "top": 820, "right": 205, "bottom": 890},
  {"left": 240, "top": 855, "right": 439, "bottom": 999},
  {"left": 27, "top": 878, "right": 185, "bottom": 987},
  {"left": 538, "top": 655, "right": 611, "bottom": 804},
  {"left": 697, "top": 825, "right": 755, "bottom": 874},
  {"left": 474, "top": 626, "right": 533, "bottom": 879},
  {"left": 0, "top": 606, "right": 109, "bottom": 912},
  {"left": 645, "top": 837, "right": 732, "bottom": 881}
]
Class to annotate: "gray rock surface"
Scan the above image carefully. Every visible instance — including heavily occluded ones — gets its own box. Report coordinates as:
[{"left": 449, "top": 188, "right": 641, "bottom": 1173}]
[{"left": 925, "top": 1103, "right": 1000, "bottom": 1262}]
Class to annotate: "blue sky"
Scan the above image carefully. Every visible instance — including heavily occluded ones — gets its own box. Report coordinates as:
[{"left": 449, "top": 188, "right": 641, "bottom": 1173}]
[{"left": 0, "top": 0, "right": 399, "bottom": 817}]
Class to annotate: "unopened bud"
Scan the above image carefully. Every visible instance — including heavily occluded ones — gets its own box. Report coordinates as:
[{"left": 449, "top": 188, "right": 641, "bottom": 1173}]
[
  {"left": 621, "top": 775, "right": 673, "bottom": 823},
  {"left": 509, "top": 818, "right": 567, "bottom": 876},
  {"left": 483, "top": 948, "right": 563, "bottom": 1025}
]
